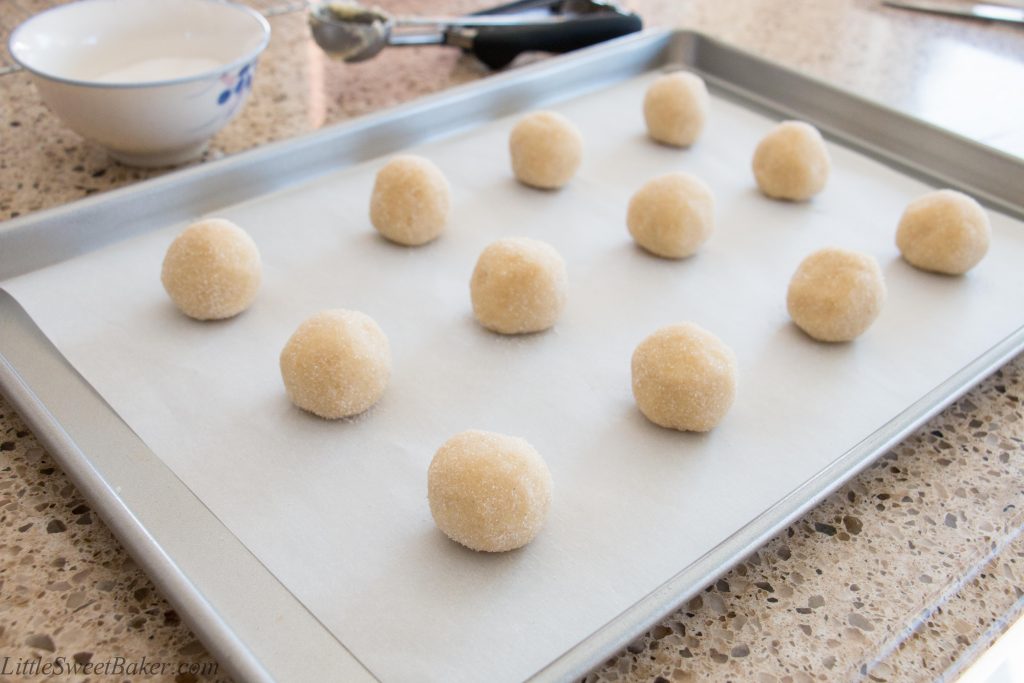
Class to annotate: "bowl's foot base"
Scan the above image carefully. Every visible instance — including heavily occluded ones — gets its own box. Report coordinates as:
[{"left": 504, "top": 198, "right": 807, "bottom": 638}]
[{"left": 107, "top": 141, "right": 209, "bottom": 168}]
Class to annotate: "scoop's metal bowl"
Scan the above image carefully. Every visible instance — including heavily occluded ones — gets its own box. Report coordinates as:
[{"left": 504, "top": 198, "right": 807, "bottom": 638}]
[{"left": 308, "top": 2, "right": 392, "bottom": 62}]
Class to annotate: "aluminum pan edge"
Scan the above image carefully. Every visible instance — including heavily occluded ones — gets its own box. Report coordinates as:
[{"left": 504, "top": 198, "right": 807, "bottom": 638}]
[{"left": 0, "top": 293, "right": 275, "bottom": 683}]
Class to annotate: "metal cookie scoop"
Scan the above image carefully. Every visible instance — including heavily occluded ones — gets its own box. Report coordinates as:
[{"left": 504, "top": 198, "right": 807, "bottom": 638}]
[
  {"left": 308, "top": 0, "right": 643, "bottom": 69},
  {"left": 308, "top": 2, "right": 391, "bottom": 62},
  {"left": 309, "top": 1, "right": 566, "bottom": 62}
]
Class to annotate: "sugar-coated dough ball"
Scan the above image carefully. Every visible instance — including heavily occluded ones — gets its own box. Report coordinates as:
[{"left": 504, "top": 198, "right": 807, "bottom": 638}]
[
  {"left": 370, "top": 155, "right": 451, "bottom": 246},
  {"left": 627, "top": 172, "right": 714, "bottom": 258},
  {"left": 470, "top": 237, "right": 568, "bottom": 334},
  {"left": 428, "top": 430, "right": 552, "bottom": 552},
  {"left": 752, "top": 121, "right": 831, "bottom": 201},
  {"left": 787, "top": 248, "right": 885, "bottom": 342},
  {"left": 160, "top": 218, "right": 261, "bottom": 320},
  {"left": 509, "top": 111, "right": 583, "bottom": 189},
  {"left": 279, "top": 309, "right": 391, "bottom": 419},
  {"left": 632, "top": 323, "right": 737, "bottom": 432},
  {"left": 643, "top": 72, "right": 710, "bottom": 147},
  {"left": 896, "top": 189, "right": 991, "bottom": 275}
]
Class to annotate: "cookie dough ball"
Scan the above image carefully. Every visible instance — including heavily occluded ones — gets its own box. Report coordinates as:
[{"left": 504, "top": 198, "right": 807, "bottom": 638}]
[
  {"left": 752, "top": 121, "right": 831, "bottom": 201},
  {"left": 509, "top": 111, "right": 583, "bottom": 190},
  {"left": 643, "top": 72, "right": 710, "bottom": 147},
  {"left": 787, "top": 248, "right": 885, "bottom": 342},
  {"left": 370, "top": 155, "right": 451, "bottom": 246},
  {"left": 896, "top": 189, "right": 991, "bottom": 275},
  {"left": 627, "top": 172, "right": 715, "bottom": 258},
  {"left": 470, "top": 237, "right": 568, "bottom": 334},
  {"left": 632, "top": 323, "right": 737, "bottom": 432},
  {"left": 160, "top": 218, "right": 261, "bottom": 320},
  {"left": 428, "top": 430, "right": 552, "bottom": 552},
  {"left": 279, "top": 309, "right": 391, "bottom": 419}
]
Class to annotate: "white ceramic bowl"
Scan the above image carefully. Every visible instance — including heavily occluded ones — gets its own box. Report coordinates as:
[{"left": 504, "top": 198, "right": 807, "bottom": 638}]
[{"left": 9, "top": 0, "right": 271, "bottom": 167}]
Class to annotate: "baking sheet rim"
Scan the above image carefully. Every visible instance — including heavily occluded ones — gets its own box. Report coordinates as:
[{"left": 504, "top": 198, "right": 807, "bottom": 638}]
[{"left": 2, "top": 28, "right": 1023, "bottom": 682}]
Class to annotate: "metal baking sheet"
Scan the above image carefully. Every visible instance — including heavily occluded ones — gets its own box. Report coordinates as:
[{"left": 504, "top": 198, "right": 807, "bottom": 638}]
[{"left": 2, "top": 30, "right": 1023, "bottom": 682}]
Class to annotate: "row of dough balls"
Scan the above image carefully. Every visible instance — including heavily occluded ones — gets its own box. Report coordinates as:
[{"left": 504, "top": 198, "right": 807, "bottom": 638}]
[
  {"left": 369, "top": 115, "right": 990, "bottom": 271},
  {"left": 368, "top": 106, "right": 820, "bottom": 251}
]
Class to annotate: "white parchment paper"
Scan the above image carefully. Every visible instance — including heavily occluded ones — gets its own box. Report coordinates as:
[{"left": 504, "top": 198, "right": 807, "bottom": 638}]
[{"left": 6, "top": 73, "right": 1024, "bottom": 682}]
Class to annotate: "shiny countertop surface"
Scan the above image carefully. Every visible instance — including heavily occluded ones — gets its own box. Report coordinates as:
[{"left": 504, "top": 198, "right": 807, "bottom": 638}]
[{"left": 1, "top": 1, "right": 1023, "bottom": 681}]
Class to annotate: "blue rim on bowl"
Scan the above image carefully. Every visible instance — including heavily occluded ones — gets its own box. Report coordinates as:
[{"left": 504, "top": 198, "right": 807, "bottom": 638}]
[{"left": 8, "top": 0, "right": 272, "bottom": 89}]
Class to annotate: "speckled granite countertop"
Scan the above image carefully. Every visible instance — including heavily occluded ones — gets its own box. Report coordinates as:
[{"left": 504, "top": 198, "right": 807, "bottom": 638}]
[{"left": 1, "top": 1, "right": 1023, "bottom": 681}]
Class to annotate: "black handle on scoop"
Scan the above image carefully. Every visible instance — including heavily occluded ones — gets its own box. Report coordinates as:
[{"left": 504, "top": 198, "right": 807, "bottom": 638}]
[{"left": 468, "top": 13, "right": 643, "bottom": 69}]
